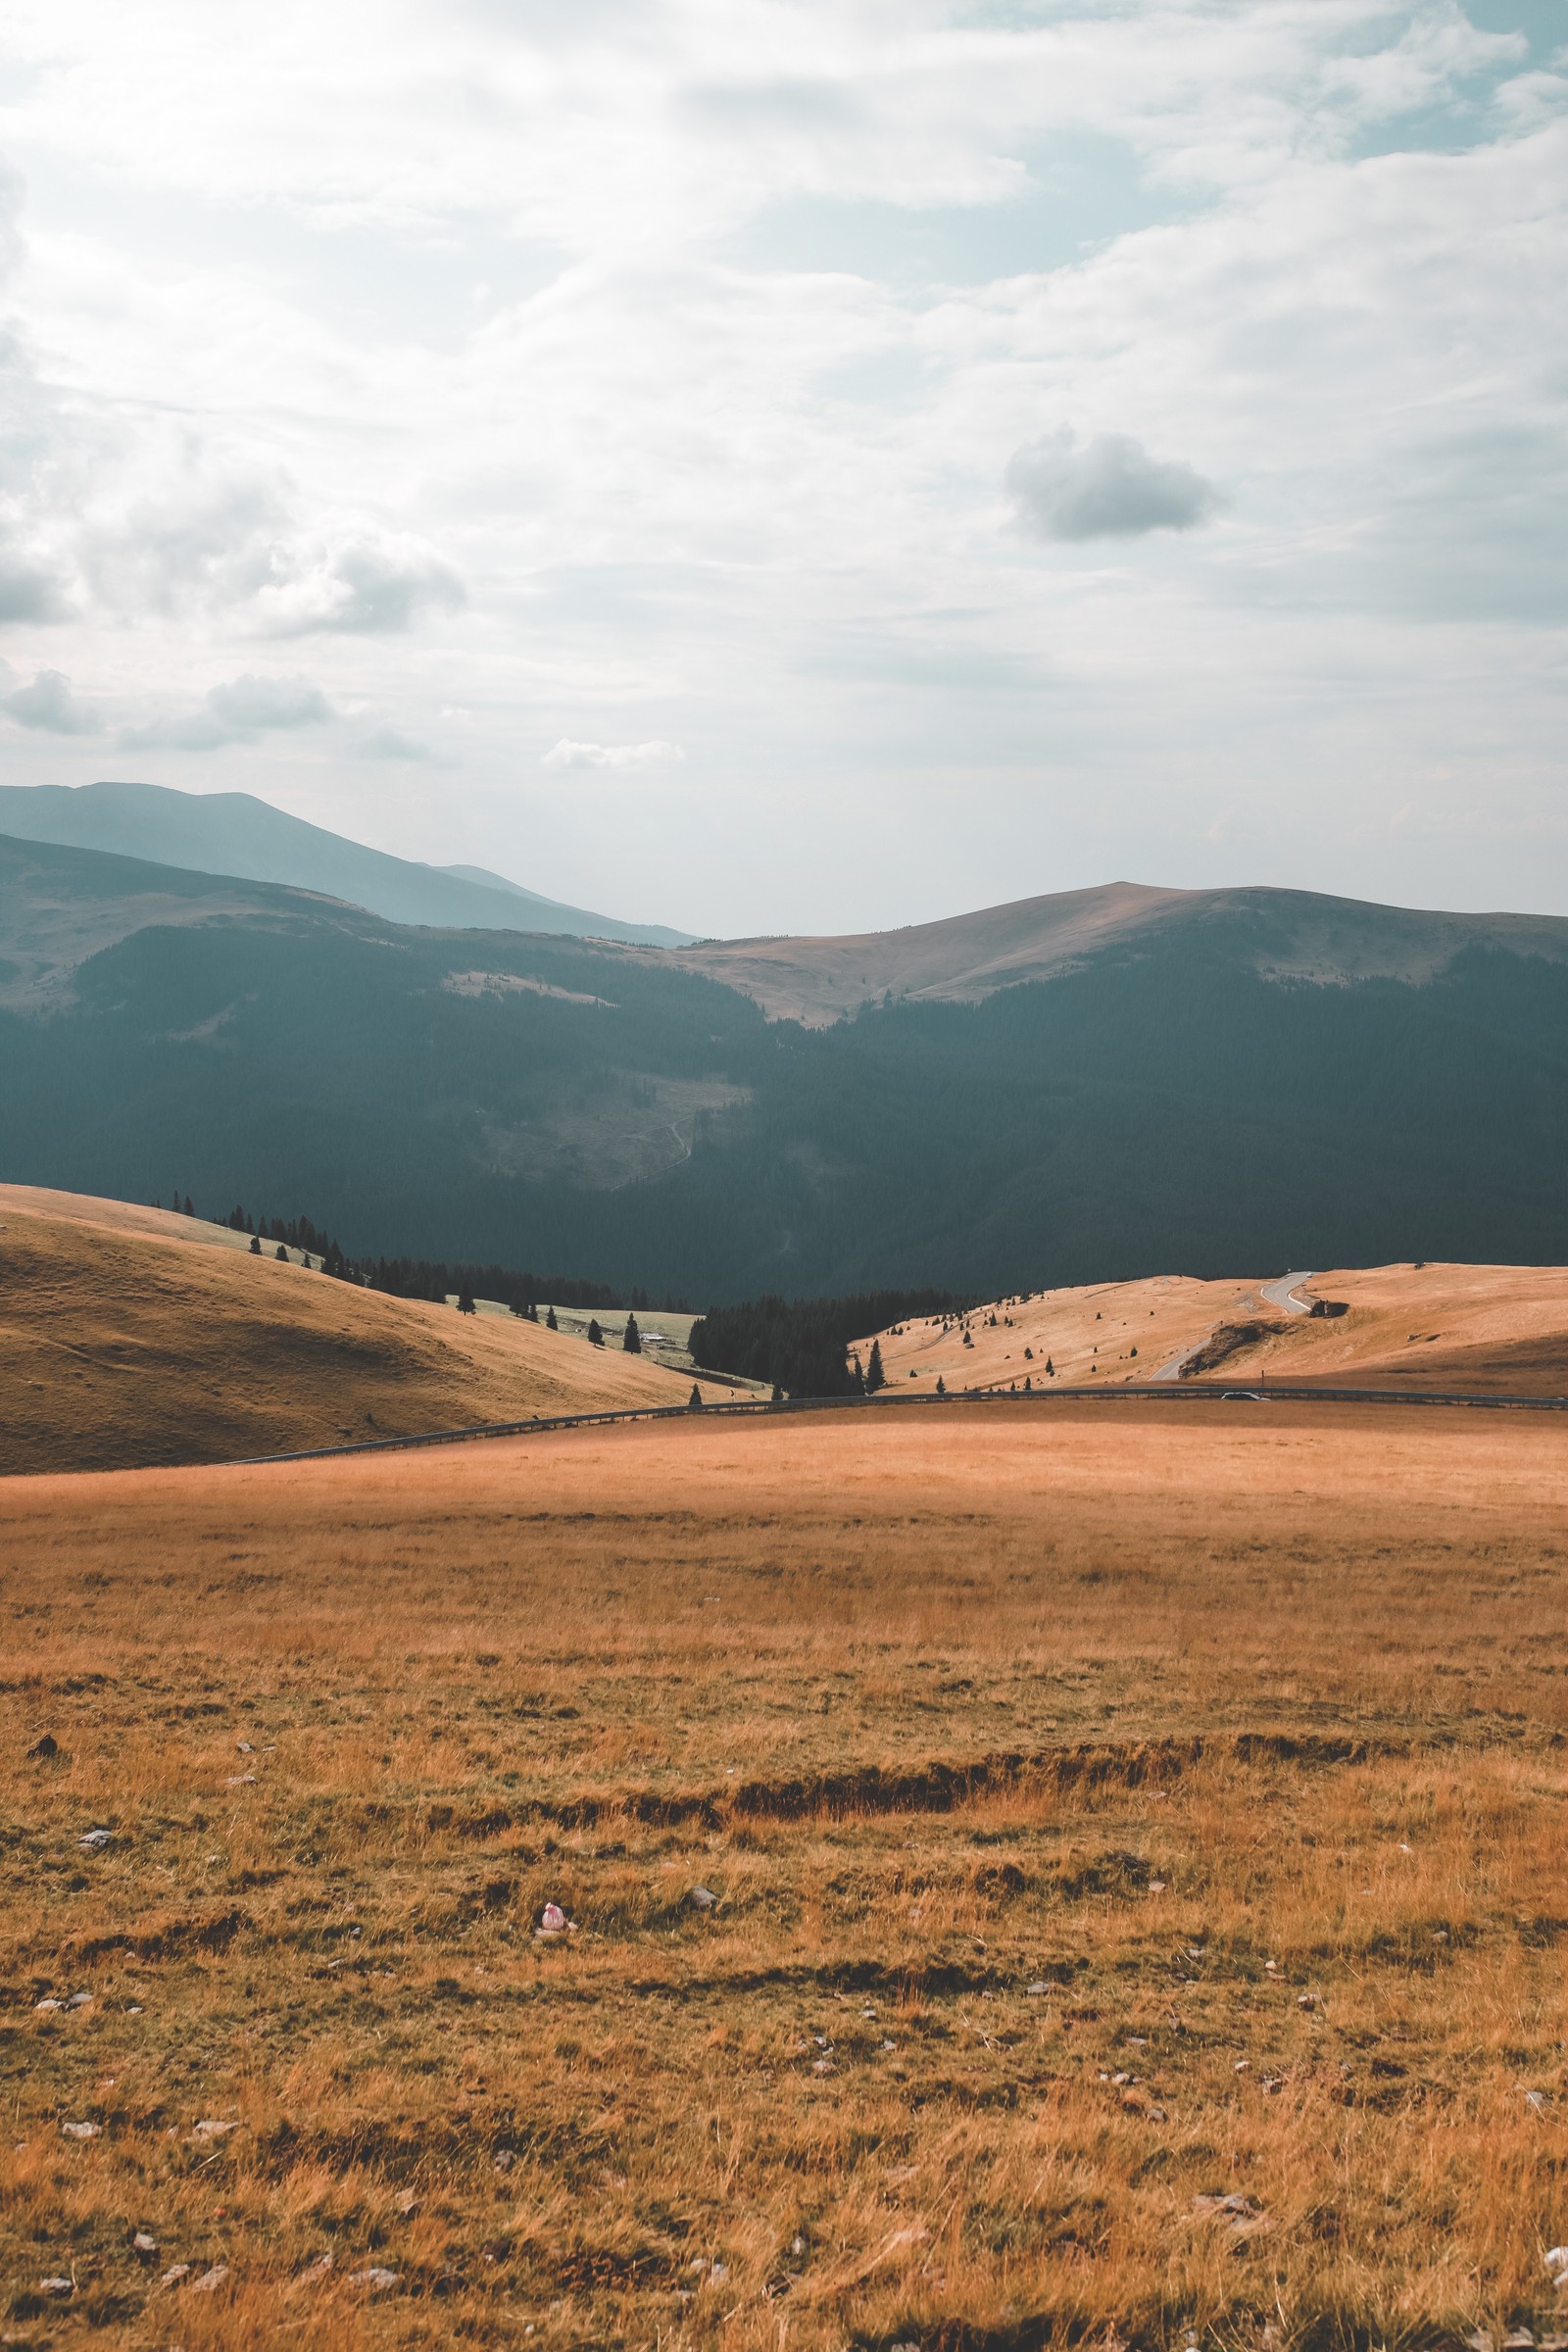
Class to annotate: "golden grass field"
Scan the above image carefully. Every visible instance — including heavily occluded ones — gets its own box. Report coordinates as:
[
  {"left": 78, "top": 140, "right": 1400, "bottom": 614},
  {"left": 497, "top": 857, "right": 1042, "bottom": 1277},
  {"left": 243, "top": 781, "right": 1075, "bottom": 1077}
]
[
  {"left": 869, "top": 1264, "right": 1568, "bottom": 1398},
  {"left": 0, "top": 1187, "right": 737, "bottom": 1475},
  {"left": 3, "top": 1399, "right": 1567, "bottom": 2349}
]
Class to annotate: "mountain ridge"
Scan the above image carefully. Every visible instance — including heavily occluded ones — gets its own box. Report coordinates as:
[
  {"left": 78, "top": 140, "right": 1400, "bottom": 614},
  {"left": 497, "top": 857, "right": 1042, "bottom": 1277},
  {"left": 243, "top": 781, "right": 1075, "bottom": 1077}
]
[
  {"left": 0, "top": 780, "right": 693, "bottom": 947},
  {"left": 4, "top": 828, "right": 1568, "bottom": 1300},
  {"left": 666, "top": 880, "right": 1568, "bottom": 1024}
]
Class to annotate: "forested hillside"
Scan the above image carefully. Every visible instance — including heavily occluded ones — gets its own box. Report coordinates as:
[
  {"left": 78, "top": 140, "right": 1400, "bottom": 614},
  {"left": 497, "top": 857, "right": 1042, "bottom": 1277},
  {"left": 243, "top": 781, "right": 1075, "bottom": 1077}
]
[{"left": 2, "top": 834, "right": 1566, "bottom": 1299}]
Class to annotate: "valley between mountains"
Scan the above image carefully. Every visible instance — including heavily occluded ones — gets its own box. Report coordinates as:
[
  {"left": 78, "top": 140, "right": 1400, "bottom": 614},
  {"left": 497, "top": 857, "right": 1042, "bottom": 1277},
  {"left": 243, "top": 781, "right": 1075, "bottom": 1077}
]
[{"left": 3, "top": 814, "right": 1567, "bottom": 1305}]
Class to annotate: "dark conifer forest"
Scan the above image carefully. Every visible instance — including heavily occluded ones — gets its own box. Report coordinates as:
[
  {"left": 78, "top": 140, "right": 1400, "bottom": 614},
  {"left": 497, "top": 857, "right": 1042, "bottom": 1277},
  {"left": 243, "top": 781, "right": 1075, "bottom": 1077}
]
[{"left": 3, "top": 834, "right": 1566, "bottom": 1303}]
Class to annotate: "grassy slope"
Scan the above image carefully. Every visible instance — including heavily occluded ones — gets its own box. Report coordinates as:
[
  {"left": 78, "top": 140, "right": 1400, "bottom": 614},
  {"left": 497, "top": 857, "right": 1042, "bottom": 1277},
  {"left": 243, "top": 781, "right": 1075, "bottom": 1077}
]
[
  {"left": 0, "top": 1187, "right": 730, "bottom": 1474},
  {"left": 867, "top": 1273, "right": 1269, "bottom": 1392},
  {"left": 1208, "top": 1261, "right": 1568, "bottom": 1394},
  {"left": 867, "top": 1262, "right": 1568, "bottom": 1396},
  {"left": 0, "top": 1403, "right": 1564, "bottom": 2345}
]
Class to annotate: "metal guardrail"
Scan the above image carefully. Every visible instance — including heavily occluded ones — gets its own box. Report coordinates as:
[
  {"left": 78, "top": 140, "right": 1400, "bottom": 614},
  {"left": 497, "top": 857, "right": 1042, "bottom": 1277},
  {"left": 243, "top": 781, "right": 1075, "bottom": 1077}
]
[{"left": 235, "top": 1377, "right": 1568, "bottom": 1468}]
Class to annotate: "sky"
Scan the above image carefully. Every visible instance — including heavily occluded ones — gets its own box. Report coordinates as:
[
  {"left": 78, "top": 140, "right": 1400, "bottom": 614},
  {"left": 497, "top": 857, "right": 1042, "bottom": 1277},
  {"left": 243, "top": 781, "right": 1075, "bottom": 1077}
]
[{"left": 0, "top": 0, "right": 1564, "bottom": 937}]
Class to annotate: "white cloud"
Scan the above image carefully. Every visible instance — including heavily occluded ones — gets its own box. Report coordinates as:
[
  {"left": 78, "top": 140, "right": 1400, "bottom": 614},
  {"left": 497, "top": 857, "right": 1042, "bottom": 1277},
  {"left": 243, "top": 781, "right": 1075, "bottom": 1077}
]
[
  {"left": 1006, "top": 428, "right": 1224, "bottom": 541},
  {"left": 541, "top": 738, "right": 686, "bottom": 771},
  {"left": 356, "top": 723, "right": 442, "bottom": 761},
  {"left": 207, "top": 672, "right": 334, "bottom": 728},
  {"left": 0, "top": 548, "right": 70, "bottom": 623},
  {"left": 0, "top": 2, "right": 1562, "bottom": 925},
  {"left": 4, "top": 668, "right": 101, "bottom": 733},
  {"left": 256, "top": 536, "right": 466, "bottom": 637},
  {"left": 79, "top": 465, "right": 465, "bottom": 638},
  {"left": 121, "top": 670, "right": 334, "bottom": 749}
]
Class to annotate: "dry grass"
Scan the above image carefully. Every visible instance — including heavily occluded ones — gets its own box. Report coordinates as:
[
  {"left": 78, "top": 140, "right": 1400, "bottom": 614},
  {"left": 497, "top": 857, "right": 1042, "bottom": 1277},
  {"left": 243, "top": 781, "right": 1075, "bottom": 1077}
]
[
  {"left": 1209, "top": 1264, "right": 1568, "bottom": 1396},
  {"left": 872, "top": 1275, "right": 1268, "bottom": 1394},
  {"left": 0, "top": 1188, "right": 734, "bottom": 1473},
  {"left": 2, "top": 1401, "right": 1567, "bottom": 2348},
  {"left": 870, "top": 1264, "right": 1568, "bottom": 1397}
]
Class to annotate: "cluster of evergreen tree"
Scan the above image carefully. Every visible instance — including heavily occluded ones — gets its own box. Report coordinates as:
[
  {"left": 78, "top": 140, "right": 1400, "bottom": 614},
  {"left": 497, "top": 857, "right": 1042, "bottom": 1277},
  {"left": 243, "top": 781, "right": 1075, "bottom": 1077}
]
[
  {"left": 362, "top": 1254, "right": 618, "bottom": 1312},
  {"left": 688, "top": 1289, "right": 970, "bottom": 1397},
  {"left": 216, "top": 1197, "right": 635, "bottom": 1310},
  {"left": 226, "top": 1205, "right": 342, "bottom": 1256}
]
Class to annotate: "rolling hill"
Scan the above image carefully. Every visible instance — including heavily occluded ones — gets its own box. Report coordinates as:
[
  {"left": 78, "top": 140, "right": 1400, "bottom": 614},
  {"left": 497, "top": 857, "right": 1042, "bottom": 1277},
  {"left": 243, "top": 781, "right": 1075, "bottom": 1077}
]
[
  {"left": 3, "top": 831, "right": 1567, "bottom": 1301},
  {"left": 0, "top": 1185, "right": 733, "bottom": 1473},
  {"left": 670, "top": 881, "right": 1568, "bottom": 1023},
  {"left": 860, "top": 1262, "right": 1568, "bottom": 1399},
  {"left": 0, "top": 780, "right": 691, "bottom": 946},
  {"left": 0, "top": 830, "right": 353, "bottom": 1010}
]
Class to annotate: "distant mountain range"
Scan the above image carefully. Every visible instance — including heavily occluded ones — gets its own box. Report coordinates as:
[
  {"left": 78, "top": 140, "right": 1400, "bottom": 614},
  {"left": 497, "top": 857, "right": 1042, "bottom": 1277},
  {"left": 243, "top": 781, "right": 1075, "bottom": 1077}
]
[
  {"left": 1, "top": 821, "right": 1565, "bottom": 1300},
  {"left": 0, "top": 780, "right": 692, "bottom": 946}
]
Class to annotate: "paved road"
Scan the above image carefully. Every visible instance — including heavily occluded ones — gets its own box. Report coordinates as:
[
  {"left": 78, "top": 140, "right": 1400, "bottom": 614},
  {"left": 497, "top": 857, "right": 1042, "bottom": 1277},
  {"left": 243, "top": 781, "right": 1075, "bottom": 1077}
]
[
  {"left": 1260, "top": 1270, "right": 1315, "bottom": 1316},
  {"left": 243, "top": 1378, "right": 1568, "bottom": 1467},
  {"left": 1152, "top": 1272, "right": 1312, "bottom": 1382}
]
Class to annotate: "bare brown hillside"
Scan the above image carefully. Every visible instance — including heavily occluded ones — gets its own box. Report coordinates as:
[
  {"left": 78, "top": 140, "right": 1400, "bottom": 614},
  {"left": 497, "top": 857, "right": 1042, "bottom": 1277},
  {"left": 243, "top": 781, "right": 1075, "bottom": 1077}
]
[
  {"left": 0, "top": 1187, "right": 729, "bottom": 1474},
  {"left": 1207, "top": 1262, "right": 1568, "bottom": 1396},
  {"left": 864, "top": 1261, "right": 1568, "bottom": 1397},
  {"left": 670, "top": 882, "right": 1568, "bottom": 1023},
  {"left": 669, "top": 882, "right": 1188, "bottom": 1023}
]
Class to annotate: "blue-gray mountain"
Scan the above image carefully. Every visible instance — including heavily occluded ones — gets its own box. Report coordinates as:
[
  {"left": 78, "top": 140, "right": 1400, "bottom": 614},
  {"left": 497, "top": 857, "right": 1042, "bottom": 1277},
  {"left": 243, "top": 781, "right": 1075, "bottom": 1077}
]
[
  {"left": 1, "top": 825, "right": 1565, "bottom": 1301},
  {"left": 0, "top": 780, "right": 692, "bottom": 946}
]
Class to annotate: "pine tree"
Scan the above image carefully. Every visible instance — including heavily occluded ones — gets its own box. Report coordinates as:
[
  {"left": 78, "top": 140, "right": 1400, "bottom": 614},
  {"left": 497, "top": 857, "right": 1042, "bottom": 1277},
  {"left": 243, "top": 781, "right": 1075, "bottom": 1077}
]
[
  {"left": 864, "top": 1339, "right": 886, "bottom": 1394},
  {"left": 622, "top": 1313, "right": 642, "bottom": 1353},
  {"left": 276, "top": 1244, "right": 288, "bottom": 1261},
  {"left": 458, "top": 1290, "right": 476, "bottom": 1315},
  {"left": 935, "top": 1375, "right": 946, "bottom": 1396},
  {"left": 587, "top": 1318, "right": 604, "bottom": 1347},
  {"left": 182, "top": 1196, "right": 194, "bottom": 1217},
  {"left": 546, "top": 1306, "right": 559, "bottom": 1331},
  {"left": 688, "top": 1383, "right": 704, "bottom": 1410},
  {"left": 1045, "top": 1356, "right": 1054, "bottom": 1377},
  {"left": 250, "top": 1234, "right": 262, "bottom": 1255},
  {"left": 770, "top": 1381, "right": 784, "bottom": 1404}
]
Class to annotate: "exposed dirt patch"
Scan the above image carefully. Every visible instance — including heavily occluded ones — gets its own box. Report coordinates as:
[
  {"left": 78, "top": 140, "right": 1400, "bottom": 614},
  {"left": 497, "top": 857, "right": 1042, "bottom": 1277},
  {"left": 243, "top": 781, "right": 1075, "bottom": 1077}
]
[{"left": 1178, "top": 1319, "right": 1284, "bottom": 1378}]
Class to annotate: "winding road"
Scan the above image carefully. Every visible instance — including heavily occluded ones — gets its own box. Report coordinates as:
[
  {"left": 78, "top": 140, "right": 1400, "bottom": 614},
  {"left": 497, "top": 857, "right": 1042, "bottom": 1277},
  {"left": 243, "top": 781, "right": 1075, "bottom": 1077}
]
[
  {"left": 1261, "top": 1270, "right": 1316, "bottom": 1316},
  {"left": 1152, "top": 1269, "right": 1315, "bottom": 1382}
]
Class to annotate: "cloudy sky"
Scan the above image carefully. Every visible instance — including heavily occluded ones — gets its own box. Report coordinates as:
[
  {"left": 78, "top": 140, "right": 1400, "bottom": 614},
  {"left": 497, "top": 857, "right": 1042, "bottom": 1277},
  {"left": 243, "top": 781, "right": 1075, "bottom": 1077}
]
[{"left": 0, "top": 0, "right": 1564, "bottom": 935}]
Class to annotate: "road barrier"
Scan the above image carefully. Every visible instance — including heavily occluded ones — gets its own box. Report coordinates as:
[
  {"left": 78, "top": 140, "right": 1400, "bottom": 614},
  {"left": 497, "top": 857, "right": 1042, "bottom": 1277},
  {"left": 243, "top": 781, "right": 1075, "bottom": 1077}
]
[{"left": 236, "top": 1377, "right": 1568, "bottom": 1467}]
